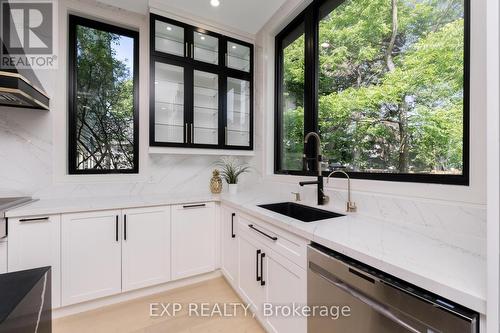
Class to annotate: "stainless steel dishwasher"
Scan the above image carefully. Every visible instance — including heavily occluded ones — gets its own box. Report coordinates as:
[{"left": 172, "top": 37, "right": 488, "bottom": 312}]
[{"left": 308, "top": 243, "right": 479, "bottom": 333}]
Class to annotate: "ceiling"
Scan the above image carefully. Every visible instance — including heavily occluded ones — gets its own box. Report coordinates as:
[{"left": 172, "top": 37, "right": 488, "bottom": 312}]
[{"left": 97, "top": 0, "right": 288, "bottom": 35}]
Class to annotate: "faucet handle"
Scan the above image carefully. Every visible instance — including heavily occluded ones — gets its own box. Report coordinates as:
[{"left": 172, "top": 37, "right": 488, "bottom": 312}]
[
  {"left": 291, "top": 192, "right": 301, "bottom": 202},
  {"left": 346, "top": 201, "right": 357, "bottom": 213}
]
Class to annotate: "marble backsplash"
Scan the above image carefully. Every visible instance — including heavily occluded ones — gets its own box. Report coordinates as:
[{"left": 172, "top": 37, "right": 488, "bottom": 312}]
[{"left": 0, "top": 104, "right": 259, "bottom": 199}]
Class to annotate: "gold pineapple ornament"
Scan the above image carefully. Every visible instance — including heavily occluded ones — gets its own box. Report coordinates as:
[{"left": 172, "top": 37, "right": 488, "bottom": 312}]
[{"left": 210, "top": 169, "right": 223, "bottom": 194}]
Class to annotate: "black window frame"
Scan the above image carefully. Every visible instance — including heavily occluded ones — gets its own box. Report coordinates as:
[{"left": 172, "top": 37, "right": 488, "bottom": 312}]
[
  {"left": 149, "top": 14, "right": 254, "bottom": 151},
  {"left": 275, "top": 0, "right": 470, "bottom": 186},
  {"left": 68, "top": 15, "right": 140, "bottom": 175}
]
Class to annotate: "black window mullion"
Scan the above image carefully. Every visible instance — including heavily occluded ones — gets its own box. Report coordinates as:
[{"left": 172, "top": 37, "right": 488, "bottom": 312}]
[{"left": 304, "top": 7, "right": 318, "bottom": 173}]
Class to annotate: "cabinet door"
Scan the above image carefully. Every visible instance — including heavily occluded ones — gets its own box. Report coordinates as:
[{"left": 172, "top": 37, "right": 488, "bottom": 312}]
[
  {"left": 8, "top": 215, "right": 61, "bottom": 308},
  {"left": 226, "top": 41, "right": 251, "bottom": 72},
  {"left": 193, "top": 31, "right": 219, "bottom": 65},
  {"left": 0, "top": 240, "right": 6, "bottom": 274},
  {"left": 61, "top": 210, "right": 122, "bottom": 306},
  {"left": 154, "top": 19, "right": 185, "bottom": 57},
  {"left": 193, "top": 70, "right": 219, "bottom": 145},
  {"left": 238, "top": 235, "right": 265, "bottom": 313},
  {"left": 225, "top": 77, "right": 251, "bottom": 148},
  {"left": 221, "top": 207, "right": 238, "bottom": 286},
  {"left": 171, "top": 203, "right": 216, "bottom": 280},
  {"left": 153, "top": 62, "right": 186, "bottom": 144},
  {"left": 122, "top": 206, "right": 171, "bottom": 292},
  {"left": 265, "top": 251, "right": 307, "bottom": 333}
]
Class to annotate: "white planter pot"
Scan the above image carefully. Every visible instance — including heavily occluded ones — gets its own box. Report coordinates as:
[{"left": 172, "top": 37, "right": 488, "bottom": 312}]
[{"left": 228, "top": 184, "right": 238, "bottom": 195}]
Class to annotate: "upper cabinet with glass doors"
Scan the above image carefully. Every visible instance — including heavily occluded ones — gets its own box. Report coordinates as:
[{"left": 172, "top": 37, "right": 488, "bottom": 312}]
[{"left": 150, "top": 14, "right": 253, "bottom": 150}]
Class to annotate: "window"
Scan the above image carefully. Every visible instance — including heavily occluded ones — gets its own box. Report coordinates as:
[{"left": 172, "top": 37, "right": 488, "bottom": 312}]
[
  {"left": 68, "top": 16, "right": 139, "bottom": 174},
  {"left": 276, "top": 0, "right": 469, "bottom": 185}
]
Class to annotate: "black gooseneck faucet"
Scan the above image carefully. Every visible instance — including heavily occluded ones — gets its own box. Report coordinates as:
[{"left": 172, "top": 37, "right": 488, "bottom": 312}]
[{"left": 299, "top": 132, "right": 328, "bottom": 205}]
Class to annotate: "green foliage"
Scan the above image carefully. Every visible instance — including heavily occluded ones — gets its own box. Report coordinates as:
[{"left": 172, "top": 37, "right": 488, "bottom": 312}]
[
  {"left": 281, "top": 0, "right": 465, "bottom": 174},
  {"left": 75, "top": 25, "right": 135, "bottom": 170},
  {"left": 218, "top": 157, "right": 250, "bottom": 184}
]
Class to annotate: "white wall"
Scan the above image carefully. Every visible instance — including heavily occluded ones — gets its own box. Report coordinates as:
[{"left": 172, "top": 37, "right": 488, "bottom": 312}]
[
  {"left": 0, "top": 0, "right": 258, "bottom": 199},
  {"left": 256, "top": 0, "right": 487, "bottom": 206},
  {"left": 486, "top": 0, "right": 500, "bottom": 330}
]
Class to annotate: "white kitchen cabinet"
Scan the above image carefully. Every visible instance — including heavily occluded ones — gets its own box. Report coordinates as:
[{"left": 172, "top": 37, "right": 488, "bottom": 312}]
[
  {"left": 122, "top": 206, "right": 171, "bottom": 292},
  {"left": 238, "top": 235, "right": 266, "bottom": 313},
  {"left": 0, "top": 240, "right": 6, "bottom": 274},
  {"left": 61, "top": 210, "right": 122, "bottom": 306},
  {"left": 264, "top": 250, "right": 307, "bottom": 333},
  {"left": 171, "top": 202, "right": 216, "bottom": 280},
  {"left": 236, "top": 214, "right": 307, "bottom": 333},
  {"left": 7, "top": 215, "right": 61, "bottom": 308},
  {"left": 221, "top": 206, "right": 238, "bottom": 286}
]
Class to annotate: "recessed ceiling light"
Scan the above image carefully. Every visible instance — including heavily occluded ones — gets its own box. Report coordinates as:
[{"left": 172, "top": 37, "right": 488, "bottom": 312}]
[
  {"left": 166, "top": 26, "right": 172, "bottom": 31},
  {"left": 210, "top": 0, "right": 220, "bottom": 7}
]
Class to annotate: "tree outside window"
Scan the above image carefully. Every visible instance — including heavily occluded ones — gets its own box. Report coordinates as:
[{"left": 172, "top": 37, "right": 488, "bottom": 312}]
[{"left": 279, "top": 0, "right": 468, "bottom": 183}]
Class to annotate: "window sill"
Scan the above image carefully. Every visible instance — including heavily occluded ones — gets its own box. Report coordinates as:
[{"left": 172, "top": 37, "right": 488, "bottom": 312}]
[{"left": 148, "top": 147, "right": 255, "bottom": 156}]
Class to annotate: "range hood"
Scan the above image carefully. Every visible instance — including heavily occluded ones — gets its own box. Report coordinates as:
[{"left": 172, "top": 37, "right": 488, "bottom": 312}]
[{"left": 0, "top": 48, "right": 50, "bottom": 110}]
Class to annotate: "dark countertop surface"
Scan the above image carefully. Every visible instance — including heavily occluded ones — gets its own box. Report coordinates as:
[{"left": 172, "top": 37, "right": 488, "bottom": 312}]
[{"left": 0, "top": 267, "right": 50, "bottom": 324}]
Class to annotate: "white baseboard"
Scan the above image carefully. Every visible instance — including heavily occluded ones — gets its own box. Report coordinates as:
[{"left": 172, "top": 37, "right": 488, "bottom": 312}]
[{"left": 53, "top": 270, "right": 222, "bottom": 319}]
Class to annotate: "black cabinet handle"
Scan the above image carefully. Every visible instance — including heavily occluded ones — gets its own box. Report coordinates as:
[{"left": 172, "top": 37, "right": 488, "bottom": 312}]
[
  {"left": 248, "top": 224, "right": 278, "bottom": 241},
  {"left": 124, "top": 215, "right": 127, "bottom": 241},
  {"left": 3, "top": 218, "right": 8, "bottom": 238},
  {"left": 260, "top": 252, "right": 266, "bottom": 286},
  {"left": 183, "top": 204, "right": 206, "bottom": 209},
  {"left": 231, "top": 213, "right": 236, "bottom": 238},
  {"left": 115, "top": 216, "right": 119, "bottom": 242},
  {"left": 19, "top": 217, "right": 49, "bottom": 222},
  {"left": 256, "top": 249, "right": 261, "bottom": 282}
]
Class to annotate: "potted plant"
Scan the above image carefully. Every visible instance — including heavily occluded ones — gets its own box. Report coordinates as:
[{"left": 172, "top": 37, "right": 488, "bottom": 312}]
[{"left": 218, "top": 157, "right": 250, "bottom": 194}]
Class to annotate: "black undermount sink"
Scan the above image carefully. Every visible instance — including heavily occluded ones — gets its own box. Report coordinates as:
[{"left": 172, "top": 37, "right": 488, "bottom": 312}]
[{"left": 258, "top": 202, "right": 344, "bottom": 222}]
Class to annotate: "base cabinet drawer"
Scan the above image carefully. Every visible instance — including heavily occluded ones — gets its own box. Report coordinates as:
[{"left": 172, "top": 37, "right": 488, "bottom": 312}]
[
  {"left": 8, "top": 215, "right": 61, "bottom": 308},
  {"left": 171, "top": 202, "right": 216, "bottom": 280},
  {"left": 238, "top": 212, "right": 308, "bottom": 268}
]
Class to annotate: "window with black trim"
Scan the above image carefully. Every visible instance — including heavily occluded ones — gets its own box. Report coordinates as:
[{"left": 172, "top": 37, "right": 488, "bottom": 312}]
[
  {"left": 68, "top": 15, "right": 139, "bottom": 174},
  {"left": 276, "top": 0, "right": 469, "bottom": 185}
]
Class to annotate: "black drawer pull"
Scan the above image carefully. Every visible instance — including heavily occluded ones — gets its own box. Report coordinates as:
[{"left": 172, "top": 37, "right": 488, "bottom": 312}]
[
  {"left": 256, "top": 249, "right": 261, "bottom": 282},
  {"left": 248, "top": 224, "right": 278, "bottom": 241},
  {"left": 19, "top": 217, "right": 49, "bottom": 222},
  {"left": 115, "top": 215, "right": 119, "bottom": 242},
  {"left": 231, "top": 213, "right": 236, "bottom": 238},
  {"left": 183, "top": 204, "right": 206, "bottom": 209},
  {"left": 124, "top": 215, "right": 127, "bottom": 241},
  {"left": 260, "top": 252, "right": 266, "bottom": 286}
]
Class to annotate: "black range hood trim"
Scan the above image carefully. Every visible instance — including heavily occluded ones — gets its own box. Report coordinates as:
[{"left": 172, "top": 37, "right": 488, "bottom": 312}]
[{"left": 0, "top": 71, "right": 49, "bottom": 110}]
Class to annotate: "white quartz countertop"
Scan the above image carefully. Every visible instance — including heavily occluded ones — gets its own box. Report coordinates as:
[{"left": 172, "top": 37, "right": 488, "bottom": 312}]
[
  {"left": 219, "top": 191, "right": 486, "bottom": 315},
  {"left": 5, "top": 194, "right": 218, "bottom": 217},
  {"left": 5, "top": 190, "right": 486, "bottom": 314}
]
